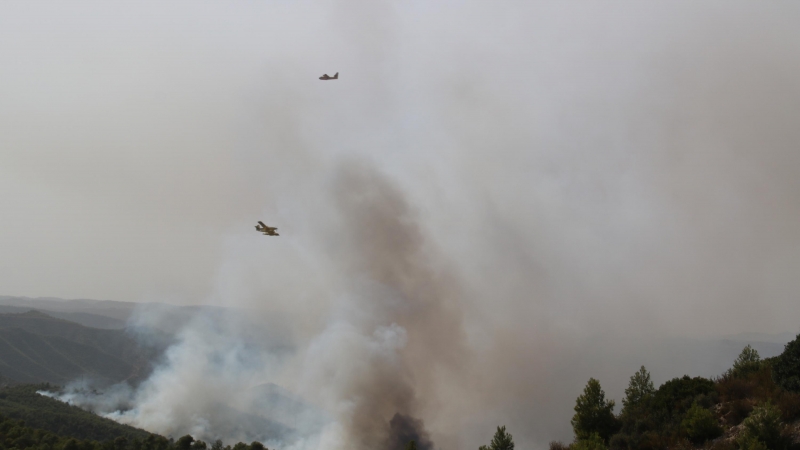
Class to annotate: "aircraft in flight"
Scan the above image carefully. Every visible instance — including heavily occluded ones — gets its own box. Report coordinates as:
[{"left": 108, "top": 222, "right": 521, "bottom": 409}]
[
  {"left": 319, "top": 72, "right": 339, "bottom": 80},
  {"left": 255, "top": 221, "right": 279, "bottom": 236}
]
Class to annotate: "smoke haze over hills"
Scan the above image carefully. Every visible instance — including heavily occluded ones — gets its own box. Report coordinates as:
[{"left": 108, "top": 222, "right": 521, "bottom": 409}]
[{"left": 2, "top": 1, "right": 800, "bottom": 449}]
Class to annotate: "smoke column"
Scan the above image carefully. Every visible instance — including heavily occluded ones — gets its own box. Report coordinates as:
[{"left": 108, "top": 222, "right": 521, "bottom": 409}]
[
  {"left": 4, "top": 1, "right": 800, "bottom": 449},
  {"left": 294, "top": 161, "right": 467, "bottom": 450}
]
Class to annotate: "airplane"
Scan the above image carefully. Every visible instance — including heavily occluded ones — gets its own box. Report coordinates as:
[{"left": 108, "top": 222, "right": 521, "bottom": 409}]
[
  {"left": 319, "top": 72, "right": 339, "bottom": 80},
  {"left": 255, "top": 221, "right": 279, "bottom": 236}
]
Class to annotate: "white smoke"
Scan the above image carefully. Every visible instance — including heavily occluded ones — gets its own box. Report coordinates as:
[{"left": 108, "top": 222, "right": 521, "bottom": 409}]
[{"left": 10, "top": 1, "right": 800, "bottom": 449}]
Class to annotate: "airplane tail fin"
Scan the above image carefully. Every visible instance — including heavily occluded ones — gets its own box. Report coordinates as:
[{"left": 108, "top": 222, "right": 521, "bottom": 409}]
[{"left": 333, "top": 72, "right": 339, "bottom": 79}]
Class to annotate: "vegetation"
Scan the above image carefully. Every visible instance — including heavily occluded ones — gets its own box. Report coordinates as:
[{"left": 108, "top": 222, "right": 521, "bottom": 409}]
[
  {"left": 737, "top": 401, "right": 787, "bottom": 450},
  {"left": 0, "top": 384, "right": 150, "bottom": 442},
  {"left": 0, "top": 311, "right": 164, "bottom": 385},
  {"left": 621, "top": 366, "right": 654, "bottom": 414},
  {"left": 0, "top": 411, "right": 270, "bottom": 450},
  {"left": 0, "top": 386, "right": 270, "bottom": 450},
  {"left": 727, "top": 346, "right": 763, "bottom": 379},
  {"left": 548, "top": 333, "right": 800, "bottom": 450},
  {"left": 774, "top": 335, "right": 800, "bottom": 393},
  {"left": 571, "top": 378, "right": 620, "bottom": 444},
  {"left": 479, "top": 426, "right": 515, "bottom": 450},
  {"left": 571, "top": 433, "right": 607, "bottom": 450},
  {"left": 681, "top": 402, "right": 722, "bottom": 443}
]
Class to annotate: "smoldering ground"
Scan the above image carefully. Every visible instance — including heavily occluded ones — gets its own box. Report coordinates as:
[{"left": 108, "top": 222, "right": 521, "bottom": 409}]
[{"left": 4, "top": 1, "right": 800, "bottom": 449}]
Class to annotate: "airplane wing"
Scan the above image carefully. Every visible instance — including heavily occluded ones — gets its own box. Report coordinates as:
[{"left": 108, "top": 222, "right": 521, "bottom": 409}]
[{"left": 258, "top": 221, "right": 267, "bottom": 227}]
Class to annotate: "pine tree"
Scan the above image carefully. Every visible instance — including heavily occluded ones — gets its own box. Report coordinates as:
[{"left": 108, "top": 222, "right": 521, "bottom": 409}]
[
  {"left": 773, "top": 334, "right": 800, "bottom": 392},
  {"left": 621, "top": 366, "right": 654, "bottom": 412},
  {"left": 480, "top": 426, "right": 514, "bottom": 450},
  {"left": 489, "top": 426, "right": 514, "bottom": 450},
  {"left": 729, "top": 345, "right": 762, "bottom": 378},
  {"left": 571, "top": 378, "right": 620, "bottom": 443}
]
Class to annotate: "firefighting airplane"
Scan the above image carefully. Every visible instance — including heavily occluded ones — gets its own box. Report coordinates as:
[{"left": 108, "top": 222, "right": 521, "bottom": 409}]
[
  {"left": 255, "top": 221, "right": 279, "bottom": 236},
  {"left": 319, "top": 72, "right": 339, "bottom": 80}
]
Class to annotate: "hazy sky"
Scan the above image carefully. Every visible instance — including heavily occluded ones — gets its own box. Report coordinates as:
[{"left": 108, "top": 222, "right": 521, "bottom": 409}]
[{"left": 2, "top": 2, "right": 800, "bottom": 448}]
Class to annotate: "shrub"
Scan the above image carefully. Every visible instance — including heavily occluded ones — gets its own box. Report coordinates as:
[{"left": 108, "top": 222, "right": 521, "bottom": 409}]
[
  {"left": 717, "top": 376, "right": 756, "bottom": 401},
  {"left": 176, "top": 435, "right": 195, "bottom": 450},
  {"left": 572, "top": 433, "right": 607, "bottom": 450},
  {"left": 738, "top": 435, "right": 769, "bottom": 450},
  {"left": 608, "top": 434, "right": 631, "bottom": 450},
  {"left": 773, "top": 334, "right": 800, "bottom": 392},
  {"left": 776, "top": 391, "right": 800, "bottom": 421},
  {"left": 548, "top": 441, "right": 569, "bottom": 450},
  {"left": 651, "top": 375, "right": 715, "bottom": 422},
  {"left": 681, "top": 402, "right": 722, "bottom": 443},
  {"left": 720, "top": 399, "right": 754, "bottom": 425},
  {"left": 738, "top": 401, "right": 787, "bottom": 450},
  {"left": 708, "top": 439, "right": 736, "bottom": 450}
]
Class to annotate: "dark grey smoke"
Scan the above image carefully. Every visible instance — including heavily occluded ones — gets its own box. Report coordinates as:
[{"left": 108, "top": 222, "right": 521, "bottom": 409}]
[
  {"left": 387, "top": 413, "right": 434, "bottom": 450},
  {"left": 303, "top": 160, "right": 468, "bottom": 450}
]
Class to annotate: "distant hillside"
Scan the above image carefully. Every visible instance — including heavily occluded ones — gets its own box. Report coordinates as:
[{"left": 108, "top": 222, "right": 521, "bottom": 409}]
[
  {"left": 0, "top": 295, "right": 232, "bottom": 334},
  {"left": 0, "top": 311, "right": 165, "bottom": 385},
  {"left": 0, "top": 295, "right": 295, "bottom": 353},
  {"left": 0, "top": 304, "right": 127, "bottom": 329},
  {"left": 0, "top": 296, "right": 140, "bottom": 323},
  {"left": 0, "top": 384, "right": 151, "bottom": 442}
]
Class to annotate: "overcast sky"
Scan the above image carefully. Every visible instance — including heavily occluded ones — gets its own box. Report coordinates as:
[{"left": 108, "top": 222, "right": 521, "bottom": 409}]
[{"left": 2, "top": 2, "right": 800, "bottom": 447}]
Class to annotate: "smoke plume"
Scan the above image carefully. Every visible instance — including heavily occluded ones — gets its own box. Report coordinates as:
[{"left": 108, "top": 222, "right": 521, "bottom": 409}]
[
  {"left": 294, "top": 161, "right": 466, "bottom": 450},
  {"left": 4, "top": 1, "right": 800, "bottom": 449}
]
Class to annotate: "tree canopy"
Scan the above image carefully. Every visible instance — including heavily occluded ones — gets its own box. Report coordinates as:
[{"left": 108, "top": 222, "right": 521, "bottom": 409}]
[
  {"left": 773, "top": 334, "right": 800, "bottom": 392},
  {"left": 571, "top": 378, "right": 619, "bottom": 443},
  {"left": 621, "top": 366, "right": 654, "bottom": 413},
  {"left": 479, "top": 426, "right": 514, "bottom": 450},
  {"left": 729, "top": 345, "right": 762, "bottom": 378}
]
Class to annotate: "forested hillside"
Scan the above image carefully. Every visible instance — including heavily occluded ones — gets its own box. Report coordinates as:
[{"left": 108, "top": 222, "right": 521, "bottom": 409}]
[
  {"left": 0, "top": 384, "right": 150, "bottom": 442},
  {"left": 547, "top": 334, "right": 800, "bottom": 450},
  {"left": 0, "top": 385, "right": 273, "bottom": 450},
  {"left": 0, "top": 311, "right": 166, "bottom": 385}
]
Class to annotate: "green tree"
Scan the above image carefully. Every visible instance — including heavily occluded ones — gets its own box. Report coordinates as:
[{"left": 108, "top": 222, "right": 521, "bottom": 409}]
[
  {"left": 738, "top": 402, "right": 786, "bottom": 450},
  {"left": 405, "top": 440, "right": 417, "bottom": 450},
  {"left": 621, "top": 366, "right": 654, "bottom": 412},
  {"left": 571, "top": 433, "right": 607, "bottom": 450},
  {"left": 479, "top": 426, "right": 514, "bottom": 450},
  {"left": 728, "top": 345, "right": 762, "bottom": 378},
  {"left": 572, "top": 378, "right": 620, "bottom": 443},
  {"left": 113, "top": 437, "right": 128, "bottom": 450},
  {"left": 773, "top": 334, "right": 800, "bottom": 392},
  {"left": 175, "top": 436, "right": 194, "bottom": 450},
  {"left": 681, "top": 402, "right": 722, "bottom": 443},
  {"left": 63, "top": 438, "right": 80, "bottom": 450}
]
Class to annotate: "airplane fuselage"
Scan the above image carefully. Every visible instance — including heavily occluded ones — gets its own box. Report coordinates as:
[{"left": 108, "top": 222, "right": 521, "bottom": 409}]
[{"left": 255, "top": 222, "right": 279, "bottom": 236}]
